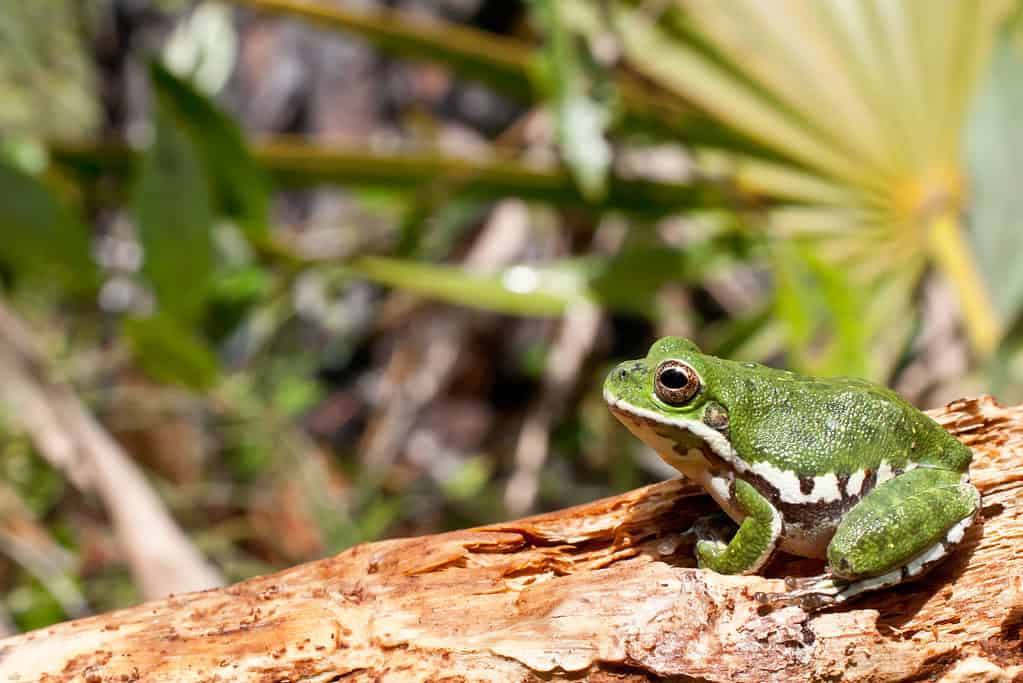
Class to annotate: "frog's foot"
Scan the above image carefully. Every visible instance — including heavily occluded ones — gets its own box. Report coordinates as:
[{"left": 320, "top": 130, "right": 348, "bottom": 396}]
[
  {"left": 755, "top": 567, "right": 910, "bottom": 611},
  {"left": 755, "top": 573, "right": 847, "bottom": 611}
]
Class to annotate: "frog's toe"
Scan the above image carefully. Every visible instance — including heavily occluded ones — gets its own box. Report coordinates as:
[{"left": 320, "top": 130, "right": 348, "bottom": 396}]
[
  {"left": 783, "top": 572, "right": 831, "bottom": 590},
  {"left": 695, "top": 539, "right": 729, "bottom": 567},
  {"left": 754, "top": 574, "right": 846, "bottom": 611}
]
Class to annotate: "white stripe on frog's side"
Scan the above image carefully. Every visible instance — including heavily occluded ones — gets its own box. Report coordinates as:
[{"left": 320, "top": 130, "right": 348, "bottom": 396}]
[
  {"left": 905, "top": 498, "right": 980, "bottom": 577},
  {"left": 835, "top": 568, "right": 903, "bottom": 603},
  {"left": 750, "top": 461, "right": 841, "bottom": 505},
  {"left": 604, "top": 392, "right": 847, "bottom": 506},
  {"left": 845, "top": 469, "right": 866, "bottom": 497},
  {"left": 904, "top": 539, "right": 948, "bottom": 577},
  {"left": 945, "top": 512, "right": 975, "bottom": 545},
  {"left": 876, "top": 460, "right": 894, "bottom": 486}
]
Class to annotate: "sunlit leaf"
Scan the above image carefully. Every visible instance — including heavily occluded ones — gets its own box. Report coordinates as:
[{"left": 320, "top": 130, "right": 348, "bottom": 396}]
[
  {"left": 133, "top": 100, "right": 214, "bottom": 324},
  {"left": 345, "top": 243, "right": 736, "bottom": 318},
  {"left": 345, "top": 256, "right": 574, "bottom": 316},
  {"left": 0, "top": 161, "right": 96, "bottom": 293},
  {"left": 123, "top": 314, "right": 221, "bottom": 391}
]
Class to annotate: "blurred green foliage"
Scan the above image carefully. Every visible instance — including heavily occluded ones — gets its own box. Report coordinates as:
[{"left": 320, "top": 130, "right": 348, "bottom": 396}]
[
  {"left": 0, "top": 1, "right": 101, "bottom": 141},
  {"left": 1, "top": 0, "right": 1023, "bottom": 630}
]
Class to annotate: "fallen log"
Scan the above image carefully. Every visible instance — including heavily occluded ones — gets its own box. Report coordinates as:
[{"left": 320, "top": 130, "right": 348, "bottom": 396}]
[{"left": 1, "top": 395, "right": 1020, "bottom": 682}]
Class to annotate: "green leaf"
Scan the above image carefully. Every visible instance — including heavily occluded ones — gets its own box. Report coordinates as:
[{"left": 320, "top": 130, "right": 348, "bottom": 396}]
[
  {"left": 772, "top": 241, "right": 867, "bottom": 377},
  {"left": 345, "top": 255, "right": 575, "bottom": 316},
  {"left": 0, "top": 161, "right": 96, "bottom": 293},
  {"left": 149, "top": 61, "right": 269, "bottom": 240},
  {"left": 345, "top": 242, "right": 734, "bottom": 318},
  {"left": 133, "top": 101, "right": 215, "bottom": 324},
  {"left": 585, "top": 243, "right": 737, "bottom": 315},
  {"left": 204, "top": 265, "right": 274, "bottom": 341},
  {"left": 123, "top": 314, "right": 221, "bottom": 391}
]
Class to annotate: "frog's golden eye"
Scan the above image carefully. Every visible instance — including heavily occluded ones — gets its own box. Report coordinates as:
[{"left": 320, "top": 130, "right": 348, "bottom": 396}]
[{"left": 654, "top": 360, "right": 700, "bottom": 405}]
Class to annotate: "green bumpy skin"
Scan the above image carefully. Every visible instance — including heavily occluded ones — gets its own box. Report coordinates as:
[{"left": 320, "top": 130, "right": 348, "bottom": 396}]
[{"left": 604, "top": 337, "right": 980, "bottom": 610}]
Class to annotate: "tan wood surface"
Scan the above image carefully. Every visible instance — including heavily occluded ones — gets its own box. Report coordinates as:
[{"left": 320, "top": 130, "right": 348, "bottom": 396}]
[{"left": 0, "top": 395, "right": 1020, "bottom": 682}]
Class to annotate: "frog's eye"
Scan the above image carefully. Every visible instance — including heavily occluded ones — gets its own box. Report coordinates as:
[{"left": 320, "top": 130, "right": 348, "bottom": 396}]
[{"left": 654, "top": 360, "right": 700, "bottom": 405}]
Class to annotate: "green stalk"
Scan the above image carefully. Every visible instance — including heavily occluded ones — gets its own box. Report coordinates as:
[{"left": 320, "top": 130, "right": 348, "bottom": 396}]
[{"left": 50, "top": 140, "right": 736, "bottom": 215}]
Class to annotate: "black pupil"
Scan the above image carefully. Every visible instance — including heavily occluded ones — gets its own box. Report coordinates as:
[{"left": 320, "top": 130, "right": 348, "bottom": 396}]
[{"left": 660, "top": 367, "right": 688, "bottom": 390}]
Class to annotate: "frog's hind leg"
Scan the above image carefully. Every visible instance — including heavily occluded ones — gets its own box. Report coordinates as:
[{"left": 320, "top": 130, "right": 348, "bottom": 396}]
[{"left": 757, "top": 467, "right": 980, "bottom": 611}]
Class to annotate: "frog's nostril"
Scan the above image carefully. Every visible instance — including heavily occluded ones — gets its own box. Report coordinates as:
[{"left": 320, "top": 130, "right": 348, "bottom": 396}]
[{"left": 616, "top": 368, "right": 629, "bottom": 381}]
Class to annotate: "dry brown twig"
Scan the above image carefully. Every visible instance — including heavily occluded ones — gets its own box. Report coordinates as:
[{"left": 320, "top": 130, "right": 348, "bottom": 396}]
[
  {"left": 0, "top": 395, "right": 1019, "bottom": 681},
  {"left": 0, "top": 300, "right": 223, "bottom": 601}
]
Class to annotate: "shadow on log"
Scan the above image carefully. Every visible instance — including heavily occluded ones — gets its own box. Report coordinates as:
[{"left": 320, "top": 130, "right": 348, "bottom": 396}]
[{"left": 1, "top": 396, "right": 1021, "bottom": 681}]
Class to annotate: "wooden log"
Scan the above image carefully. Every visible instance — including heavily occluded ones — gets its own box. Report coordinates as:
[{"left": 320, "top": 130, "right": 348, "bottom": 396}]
[{"left": 1, "top": 395, "right": 1021, "bottom": 682}]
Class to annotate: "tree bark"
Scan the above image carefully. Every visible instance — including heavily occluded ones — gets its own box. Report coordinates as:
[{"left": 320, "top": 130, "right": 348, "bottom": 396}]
[{"left": 1, "top": 395, "right": 1021, "bottom": 682}]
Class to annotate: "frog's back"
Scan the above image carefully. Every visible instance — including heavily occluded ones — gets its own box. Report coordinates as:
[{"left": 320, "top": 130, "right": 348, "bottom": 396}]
[{"left": 710, "top": 361, "right": 971, "bottom": 478}]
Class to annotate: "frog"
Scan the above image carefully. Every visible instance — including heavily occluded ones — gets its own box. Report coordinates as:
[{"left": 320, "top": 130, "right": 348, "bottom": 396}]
[{"left": 603, "top": 336, "right": 980, "bottom": 610}]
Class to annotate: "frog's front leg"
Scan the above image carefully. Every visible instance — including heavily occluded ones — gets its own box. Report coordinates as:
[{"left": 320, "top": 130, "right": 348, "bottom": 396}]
[
  {"left": 760, "top": 467, "right": 980, "bottom": 610},
  {"left": 696, "top": 478, "right": 782, "bottom": 575}
]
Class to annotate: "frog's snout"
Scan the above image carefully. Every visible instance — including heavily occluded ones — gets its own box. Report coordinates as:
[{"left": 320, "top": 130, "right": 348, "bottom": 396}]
[
  {"left": 603, "top": 360, "right": 646, "bottom": 402},
  {"left": 606, "top": 361, "right": 636, "bottom": 384}
]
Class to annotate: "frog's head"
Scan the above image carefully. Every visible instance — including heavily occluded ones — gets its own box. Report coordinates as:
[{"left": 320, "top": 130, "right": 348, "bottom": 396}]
[{"left": 603, "top": 336, "right": 733, "bottom": 465}]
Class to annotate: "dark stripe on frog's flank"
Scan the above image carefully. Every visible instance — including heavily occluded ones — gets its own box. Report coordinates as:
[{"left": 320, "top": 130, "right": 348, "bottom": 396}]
[{"left": 732, "top": 457, "right": 870, "bottom": 520}]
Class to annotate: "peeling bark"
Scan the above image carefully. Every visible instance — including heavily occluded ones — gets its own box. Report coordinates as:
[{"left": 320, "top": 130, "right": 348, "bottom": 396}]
[{"left": 0, "top": 396, "right": 1020, "bottom": 682}]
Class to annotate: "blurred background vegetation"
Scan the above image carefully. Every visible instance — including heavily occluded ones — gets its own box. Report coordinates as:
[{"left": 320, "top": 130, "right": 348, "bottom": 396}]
[{"left": 1, "top": 0, "right": 1022, "bottom": 633}]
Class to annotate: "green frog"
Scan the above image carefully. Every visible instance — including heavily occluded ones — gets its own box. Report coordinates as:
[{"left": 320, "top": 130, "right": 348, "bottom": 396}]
[{"left": 603, "top": 337, "right": 979, "bottom": 609}]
